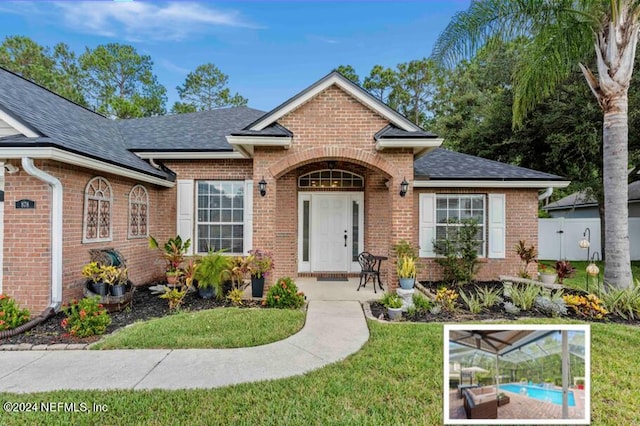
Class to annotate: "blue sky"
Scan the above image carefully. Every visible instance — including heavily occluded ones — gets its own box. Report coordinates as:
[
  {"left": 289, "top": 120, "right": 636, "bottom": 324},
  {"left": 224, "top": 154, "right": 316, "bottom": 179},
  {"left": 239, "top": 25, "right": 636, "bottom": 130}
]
[{"left": 0, "top": 1, "right": 470, "bottom": 111}]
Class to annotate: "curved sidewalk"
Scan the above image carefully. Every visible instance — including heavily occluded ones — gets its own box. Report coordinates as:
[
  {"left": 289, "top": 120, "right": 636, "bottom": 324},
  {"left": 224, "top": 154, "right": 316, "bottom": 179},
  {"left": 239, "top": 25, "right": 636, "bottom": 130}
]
[{"left": 0, "top": 300, "right": 368, "bottom": 394}]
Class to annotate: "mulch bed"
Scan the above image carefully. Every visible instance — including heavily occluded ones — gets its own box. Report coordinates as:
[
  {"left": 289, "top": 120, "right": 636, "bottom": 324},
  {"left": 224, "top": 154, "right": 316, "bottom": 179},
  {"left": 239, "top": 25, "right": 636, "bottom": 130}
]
[
  {"left": 371, "top": 280, "right": 640, "bottom": 326},
  {"left": 0, "top": 283, "right": 261, "bottom": 346}
]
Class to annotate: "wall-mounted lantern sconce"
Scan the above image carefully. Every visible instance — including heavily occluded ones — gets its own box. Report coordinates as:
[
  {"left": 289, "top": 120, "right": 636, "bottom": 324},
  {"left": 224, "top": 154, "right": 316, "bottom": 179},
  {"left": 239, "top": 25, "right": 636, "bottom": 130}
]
[
  {"left": 399, "top": 177, "right": 409, "bottom": 197},
  {"left": 258, "top": 177, "right": 267, "bottom": 197}
]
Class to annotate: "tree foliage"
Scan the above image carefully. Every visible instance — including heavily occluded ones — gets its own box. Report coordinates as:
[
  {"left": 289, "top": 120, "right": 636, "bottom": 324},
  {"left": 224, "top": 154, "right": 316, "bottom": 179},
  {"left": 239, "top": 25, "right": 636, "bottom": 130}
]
[
  {"left": 333, "top": 64, "right": 360, "bottom": 85},
  {"left": 0, "top": 36, "right": 86, "bottom": 105},
  {"left": 79, "top": 43, "right": 167, "bottom": 118},
  {"left": 173, "top": 63, "right": 247, "bottom": 113},
  {"left": 432, "top": 0, "right": 640, "bottom": 288}
]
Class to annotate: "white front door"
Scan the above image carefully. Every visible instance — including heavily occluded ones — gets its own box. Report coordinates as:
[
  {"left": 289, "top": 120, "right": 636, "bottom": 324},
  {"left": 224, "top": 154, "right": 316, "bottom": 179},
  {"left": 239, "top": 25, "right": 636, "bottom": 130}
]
[{"left": 311, "top": 194, "right": 349, "bottom": 271}]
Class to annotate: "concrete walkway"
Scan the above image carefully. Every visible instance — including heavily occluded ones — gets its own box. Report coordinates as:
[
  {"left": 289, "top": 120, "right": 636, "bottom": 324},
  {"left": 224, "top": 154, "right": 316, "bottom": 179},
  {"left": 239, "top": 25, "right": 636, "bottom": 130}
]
[{"left": 0, "top": 300, "right": 369, "bottom": 394}]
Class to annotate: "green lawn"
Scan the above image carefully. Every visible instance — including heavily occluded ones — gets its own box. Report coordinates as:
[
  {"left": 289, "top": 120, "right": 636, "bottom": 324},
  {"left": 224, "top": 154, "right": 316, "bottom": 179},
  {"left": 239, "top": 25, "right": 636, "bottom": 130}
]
[
  {"left": 1, "top": 319, "right": 638, "bottom": 425},
  {"left": 541, "top": 260, "right": 640, "bottom": 292},
  {"left": 92, "top": 307, "right": 306, "bottom": 349}
]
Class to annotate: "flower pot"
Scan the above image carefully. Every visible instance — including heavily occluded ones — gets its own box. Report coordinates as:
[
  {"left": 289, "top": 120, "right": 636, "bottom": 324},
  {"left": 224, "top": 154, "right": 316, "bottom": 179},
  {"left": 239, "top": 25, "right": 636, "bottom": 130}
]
[
  {"left": 398, "top": 278, "right": 414, "bottom": 290},
  {"left": 198, "top": 286, "right": 215, "bottom": 299},
  {"left": 539, "top": 273, "right": 557, "bottom": 285},
  {"left": 90, "top": 281, "right": 109, "bottom": 296},
  {"left": 251, "top": 276, "right": 265, "bottom": 298},
  {"left": 109, "top": 284, "right": 127, "bottom": 297},
  {"left": 387, "top": 307, "right": 403, "bottom": 321}
]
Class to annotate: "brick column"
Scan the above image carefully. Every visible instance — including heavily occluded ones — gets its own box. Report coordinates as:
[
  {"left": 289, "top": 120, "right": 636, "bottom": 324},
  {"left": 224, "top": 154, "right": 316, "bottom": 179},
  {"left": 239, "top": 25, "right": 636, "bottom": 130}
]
[{"left": 252, "top": 151, "right": 278, "bottom": 289}]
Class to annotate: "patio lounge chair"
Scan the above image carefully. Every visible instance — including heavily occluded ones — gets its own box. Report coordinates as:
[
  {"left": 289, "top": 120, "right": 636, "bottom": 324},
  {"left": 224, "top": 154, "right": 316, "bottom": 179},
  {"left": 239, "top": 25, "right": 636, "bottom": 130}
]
[{"left": 463, "top": 386, "right": 498, "bottom": 419}]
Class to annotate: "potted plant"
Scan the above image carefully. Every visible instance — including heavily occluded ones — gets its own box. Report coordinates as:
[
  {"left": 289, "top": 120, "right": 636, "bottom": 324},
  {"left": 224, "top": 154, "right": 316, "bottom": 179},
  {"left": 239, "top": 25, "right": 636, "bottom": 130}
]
[
  {"left": 397, "top": 255, "right": 417, "bottom": 289},
  {"left": 149, "top": 235, "right": 191, "bottom": 285},
  {"left": 245, "top": 249, "right": 274, "bottom": 297},
  {"left": 538, "top": 263, "right": 557, "bottom": 285},
  {"left": 381, "top": 292, "right": 403, "bottom": 320},
  {"left": 576, "top": 378, "right": 585, "bottom": 390},
  {"left": 82, "top": 261, "right": 107, "bottom": 296},
  {"left": 109, "top": 267, "right": 129, "bottom": 297},
  {"left": 193, "top": 250, "right": 231, "bottom": 299}
]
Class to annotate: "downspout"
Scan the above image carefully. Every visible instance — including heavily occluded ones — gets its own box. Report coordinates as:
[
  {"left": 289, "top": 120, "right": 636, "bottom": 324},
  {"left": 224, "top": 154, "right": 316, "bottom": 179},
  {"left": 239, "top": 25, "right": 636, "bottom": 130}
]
[
  {"left": 0, "top": 159, "right": 60, "bottom": 338},
  {"left": 21, "top": 158, "right": 62, "bottom": 312},
  {"left": 538, "top": 187, "right": 553, "bottom": 204}
]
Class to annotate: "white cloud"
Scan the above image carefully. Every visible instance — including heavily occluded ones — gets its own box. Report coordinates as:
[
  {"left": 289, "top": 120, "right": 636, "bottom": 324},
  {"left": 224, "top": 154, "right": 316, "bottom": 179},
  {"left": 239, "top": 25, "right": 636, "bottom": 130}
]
[
  {"left": 157, "top": 57, "right": 190, "bottom": 75},
  {"left": 51, "top": 1, "right": 263, "bottom": 42}
]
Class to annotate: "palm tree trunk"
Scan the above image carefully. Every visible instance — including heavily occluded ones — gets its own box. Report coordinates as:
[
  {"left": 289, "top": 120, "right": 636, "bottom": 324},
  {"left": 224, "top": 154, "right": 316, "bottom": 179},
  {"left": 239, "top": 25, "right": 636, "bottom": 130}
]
[{"left": 603, "top": 96, "right": 632, "bottom": 289}]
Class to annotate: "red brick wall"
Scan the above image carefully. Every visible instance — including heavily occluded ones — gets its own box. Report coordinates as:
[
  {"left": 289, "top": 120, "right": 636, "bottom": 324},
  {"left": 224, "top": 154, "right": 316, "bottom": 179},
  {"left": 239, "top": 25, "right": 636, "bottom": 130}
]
[
  {"left": 252, "top": 84, "right": 416, "bottom": 285},
  {"left": 2, "top": 159, "right": 175, "bottom": 313},
  {"left": 413, "top": 188, "right": 539, "bottom": 282}
]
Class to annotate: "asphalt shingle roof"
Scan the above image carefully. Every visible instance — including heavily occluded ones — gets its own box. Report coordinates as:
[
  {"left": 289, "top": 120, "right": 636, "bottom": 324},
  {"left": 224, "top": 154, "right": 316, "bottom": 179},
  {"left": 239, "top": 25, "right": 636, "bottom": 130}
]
[
  {"left": 374, "top": 124, "right": 438, "bottom": 139},
  {"left": 414, "top": 148, "right": 566, "bottom": 181},
  {"left": 118, "top": 107, "right": 266, "bottom": 151},
  {"left": 544, "top": 181, "right": 640, "bottom": 209},
  {"left": 0, "top": 67, "right": 169, "bottom": 179}
]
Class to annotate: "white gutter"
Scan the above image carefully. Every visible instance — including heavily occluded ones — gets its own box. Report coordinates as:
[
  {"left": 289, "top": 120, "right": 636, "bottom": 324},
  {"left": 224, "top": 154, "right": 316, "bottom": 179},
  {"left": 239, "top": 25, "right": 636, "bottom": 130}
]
[
  {"left": 538, "top": 187, "right": 553, "bottom": 202},
  {"left": 21, "top": 158, "right": 62, "bottom": 311}
]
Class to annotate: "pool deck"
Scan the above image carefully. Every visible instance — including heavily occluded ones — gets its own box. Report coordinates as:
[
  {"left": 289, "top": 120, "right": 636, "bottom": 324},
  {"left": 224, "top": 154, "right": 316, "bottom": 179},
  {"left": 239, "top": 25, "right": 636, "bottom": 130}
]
[{"left": 449, "top": 385, "right": 587, "bottom": 421}]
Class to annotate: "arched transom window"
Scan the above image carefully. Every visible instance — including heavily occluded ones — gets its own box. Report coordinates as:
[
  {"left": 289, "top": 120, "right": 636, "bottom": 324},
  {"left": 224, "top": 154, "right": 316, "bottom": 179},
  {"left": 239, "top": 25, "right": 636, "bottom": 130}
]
[
  {"left": 83, "top": 176, "right": 113, "bottom": 243},
  {"left": 128, "top": 184, "right": 149, "bottom": 238},
  {"left": 298, "top": 169, "right": 364, "bottom": 188}
]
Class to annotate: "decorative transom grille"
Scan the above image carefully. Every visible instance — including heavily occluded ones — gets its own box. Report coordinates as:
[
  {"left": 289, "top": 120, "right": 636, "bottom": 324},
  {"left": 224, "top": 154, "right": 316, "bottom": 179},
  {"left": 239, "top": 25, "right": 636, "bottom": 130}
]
[
  {"left": 84, "top": 176, "right": 113, "bottom": 243},
  {"left": 298, "top": 169, "right": 364, "bottom": 188},
  {"left": 128, "top": 184, "right": 149, "bottom": 238}
]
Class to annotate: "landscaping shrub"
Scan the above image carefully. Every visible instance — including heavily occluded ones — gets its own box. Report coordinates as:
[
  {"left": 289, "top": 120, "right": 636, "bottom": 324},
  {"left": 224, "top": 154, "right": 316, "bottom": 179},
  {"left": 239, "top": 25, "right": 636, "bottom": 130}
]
[
  {"left": 509, "top": 283, "right": 541, "bottom": 311},
  {"left": 515, "top": 240, "right": 537, "bottom": 279},
  {"left": 459, "top": 290, "right": 482, "bottom": 313},
  {"left": 435, "top": 288, "right": 458, "bottom": 313},
  {"left": 412, "top": 293, "right": 432, "bottom": 311},
  {"left": 264, "top": 277, "right": 305, "bottom": 309},
  {"left": 226, "top": 288, "right": 244, "bottom": 306},
  {"left": 476, "top": 285, "right": 503, "bottom": 308},
  {"left": 534, "top": 289, "right": 567, "bottom": 317},
  {"left": 433, "top": 219, "right": 480, "bottom": 285},
  {"left": 598, "top": 281, "right": 640, "bottom": 320},
  {"left": 61, "top": 296, "right": 111, "bottom": 337},
  {"left": 0, "top": 294, "right": 31, "bottom": 331},
  {"left": 160, "top": 287, "right": 187, "bottom": 310},
  {"left": 555, "top": 260, "right": 576, "bottom": 284},
  {"left": 563, "top": 294, "right": 608, "bottom": 320},
  {"left": 380, "top": 292, "right": 403, "bottom": 309}
]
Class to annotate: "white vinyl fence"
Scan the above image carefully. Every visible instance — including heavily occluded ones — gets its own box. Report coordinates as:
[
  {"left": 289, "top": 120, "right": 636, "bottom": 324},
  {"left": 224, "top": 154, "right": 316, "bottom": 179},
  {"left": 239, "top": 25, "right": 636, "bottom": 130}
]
[{"left": 538, "top": 218, "right": 640, "bottom": 260}]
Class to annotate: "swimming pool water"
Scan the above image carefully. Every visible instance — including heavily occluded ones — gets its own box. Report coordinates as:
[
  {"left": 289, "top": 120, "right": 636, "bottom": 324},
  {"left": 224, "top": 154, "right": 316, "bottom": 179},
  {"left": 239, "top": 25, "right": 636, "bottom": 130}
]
[{"left": 499, "top": 384, "right": 576, "bottom": 406}]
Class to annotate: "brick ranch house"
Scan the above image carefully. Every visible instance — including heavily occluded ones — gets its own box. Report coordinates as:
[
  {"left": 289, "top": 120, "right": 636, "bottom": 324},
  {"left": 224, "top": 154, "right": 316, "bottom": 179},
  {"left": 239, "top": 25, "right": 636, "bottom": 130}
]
[{"left": 0, "top": 67, "right": 569, "bottom": 314}]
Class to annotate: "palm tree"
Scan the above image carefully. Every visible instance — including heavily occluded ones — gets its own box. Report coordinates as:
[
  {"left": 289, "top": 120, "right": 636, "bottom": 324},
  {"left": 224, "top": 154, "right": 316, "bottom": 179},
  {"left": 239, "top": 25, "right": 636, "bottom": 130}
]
[{"left": 432, "top": 0, "right": 639, "bottom": 289}]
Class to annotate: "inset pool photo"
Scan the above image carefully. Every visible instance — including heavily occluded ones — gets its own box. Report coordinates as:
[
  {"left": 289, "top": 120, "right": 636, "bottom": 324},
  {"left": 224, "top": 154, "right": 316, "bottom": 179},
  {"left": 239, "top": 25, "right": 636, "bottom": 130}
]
[{"left": 444, "top": 324, "right": 590, "bottom": 425}]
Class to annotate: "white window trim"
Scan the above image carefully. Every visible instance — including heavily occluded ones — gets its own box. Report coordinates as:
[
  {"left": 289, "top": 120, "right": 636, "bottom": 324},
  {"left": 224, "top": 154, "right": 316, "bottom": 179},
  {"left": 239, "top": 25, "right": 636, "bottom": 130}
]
[
  {"left": 434, "top": 194, "right": 487, "bottom": 258},
  {"left": 298, "top": 169, "right": 364, "bottom": 189},
  {"left": 195, "top": 180, "right": 246, "bottom": 255},
  {"left": 128, "top": 184, "right": 149, "bottom": 239},
  {"left": 83, "top": 176, "right": 113, "bottom": 243}
]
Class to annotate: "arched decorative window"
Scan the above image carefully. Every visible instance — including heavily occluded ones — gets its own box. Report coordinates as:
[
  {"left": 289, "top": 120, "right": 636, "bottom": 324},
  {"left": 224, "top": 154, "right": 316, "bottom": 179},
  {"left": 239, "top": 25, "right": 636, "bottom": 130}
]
[
  {"left": 83, "top": 177, "right": 113, "bottom": 243},
  {"left": 298, "top": 169, "right": 364, "bottom": 188},
  {"left": 128, "top": 184, "right": 149, "bottom": 238}
]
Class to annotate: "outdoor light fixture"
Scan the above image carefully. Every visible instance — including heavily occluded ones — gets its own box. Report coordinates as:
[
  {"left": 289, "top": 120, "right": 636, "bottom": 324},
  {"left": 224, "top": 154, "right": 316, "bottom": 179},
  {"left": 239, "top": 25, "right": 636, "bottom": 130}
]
[
  {"left": 258, "top": 177, "right": 267, "bottom": 197},
  {"left": 399, "top": 177, "right": 409, "bottom": 197}
]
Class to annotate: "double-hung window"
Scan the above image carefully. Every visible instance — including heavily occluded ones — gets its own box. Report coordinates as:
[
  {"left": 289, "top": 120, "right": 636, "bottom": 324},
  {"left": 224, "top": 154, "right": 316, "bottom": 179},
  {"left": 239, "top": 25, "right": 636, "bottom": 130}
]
[
  {"left": 196, "top": 181, "right": 244, "bottom": 254},
  {"left": 435, "top": 194, "right": 486, "bottom": 256}
]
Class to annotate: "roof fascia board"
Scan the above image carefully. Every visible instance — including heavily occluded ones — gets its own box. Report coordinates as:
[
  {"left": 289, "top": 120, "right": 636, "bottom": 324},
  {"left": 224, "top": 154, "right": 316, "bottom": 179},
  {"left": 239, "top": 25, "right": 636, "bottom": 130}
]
[
  {"left": 376, "top": 138, "right": 443, "bottom": 155},
  {"left": 226, "top": 136, "right": 292, "bottom": 158},
  {"left": 249, "top": 74, "right": 420, "bottom": 132},
  {"left": 135, "top": 151, "right": 246, "bottom": 160},
  {"left": 0, "top": 147, "right": 174, "bottom": 187},
  {"left": 413, "top": 180, "right": 571, "bottom": 189},
  {"left": 0, "top": 107, "right": 40, "bottom": 138}
]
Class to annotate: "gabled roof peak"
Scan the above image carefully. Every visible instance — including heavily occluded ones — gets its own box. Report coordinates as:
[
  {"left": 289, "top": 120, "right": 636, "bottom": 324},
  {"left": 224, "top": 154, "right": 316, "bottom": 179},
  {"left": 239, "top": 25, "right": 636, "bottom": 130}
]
[{"left": 244, "top": 70, "right": 423, "bottom": 132}]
